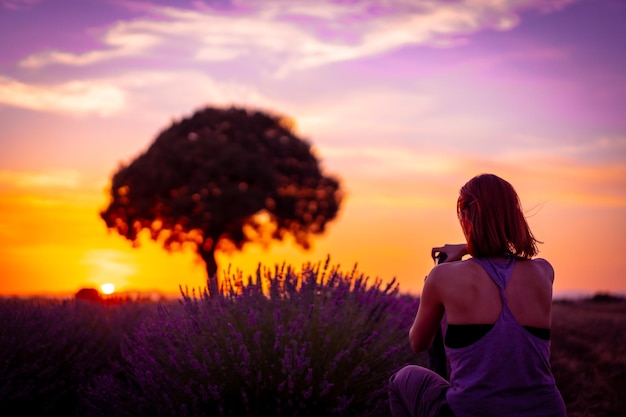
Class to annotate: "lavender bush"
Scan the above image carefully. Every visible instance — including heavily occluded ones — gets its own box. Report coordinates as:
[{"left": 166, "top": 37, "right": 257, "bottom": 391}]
[
  {"left": 83, "top": 259, "right": 422, "bottom": 416},
  {"left": 0, "top": 297, "right": 153, "bottom": 416}
]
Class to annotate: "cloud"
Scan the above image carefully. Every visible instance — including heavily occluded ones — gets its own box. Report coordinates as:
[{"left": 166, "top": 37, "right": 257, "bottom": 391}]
[
  {"left": 315, "top": 137, "right": 626, "bottom": 210},
  {"left": 526, "top": 163, "right": 626, "bottom": 207},
  {"left": 497, "top": 134, "right": 626, "bottom": 164},
  {"left": 564, "top": 136, "right": 626, "bottom": 161},
  {"left": 1, "top": 0, "right": 39, "bottom": 10},
  {"left": 453, "top": 150, "right": 626, "bottom": 208},
  {"left": 296, "top": 87, "right": 436, "bottom": 141},
  {"left": 19, "top": 23, "right": 159, "bottom": 68},
  {"left": 81, "top": 249, "right": 136, "bottom": 281},
  {"left": 0, "top": 169, "right": 81, "bottom": 189},
  {"left": 0, "top": 76, "right": 126, "bottom": 116},
  {"left": 114, "top": 69, "right": 277, "bottom": 109},
  {"left": 320, "top": 144, "right": 456, "bottom": 176},
  {"left": 0, "top": 67, "right": 281, "bottom": 117},
  {"left": 17, "top": 0, "right": 577, "bottom": 75}
]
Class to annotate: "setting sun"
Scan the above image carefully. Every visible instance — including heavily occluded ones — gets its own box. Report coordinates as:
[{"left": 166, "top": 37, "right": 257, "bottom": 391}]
[{"left": 101, "top": 283, "right": 115, "bottom": 295}]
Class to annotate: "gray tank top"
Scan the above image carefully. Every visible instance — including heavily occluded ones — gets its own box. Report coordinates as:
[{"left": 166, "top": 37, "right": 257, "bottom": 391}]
[{"left": 444, "top": 256, "right": 567, "bottom": 417}]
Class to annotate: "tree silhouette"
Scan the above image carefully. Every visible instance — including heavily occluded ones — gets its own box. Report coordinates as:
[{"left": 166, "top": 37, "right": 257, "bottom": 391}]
[
  {"left": 100, "top": 106, "right": 342, "bottom": 295},
  {"left": 75, "top": 288, "right": 101, "bottom": 303}
]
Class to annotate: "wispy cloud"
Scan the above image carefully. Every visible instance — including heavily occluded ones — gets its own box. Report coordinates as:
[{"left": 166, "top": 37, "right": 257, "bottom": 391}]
[
  {"left": 458, "top": 150, "right": 626, "bottom": 208},
  {"left": 498, "top": 134, "right": 626, "bottom": 163},
  {"left": 562, "top": 136, "right": 626, "bottom": 160},
  {"left": 0, "top": 68, "right": 279, "bottom": 117},
  {"left": 19, "top": 23, "right": 159, "bottom": 68},
  {"left": 0, "top": 169, "right": 81, "bottom": 189},
  {"left": 0, "top": 76, "right": 126, "bottom": 116},
  {"left": 1, "top": 0, "right": 39, "bottom": 10},
  {"left": 317, "top": 138, "right": 626, "bottom": 210},
  {"left": 81, "top": 249, "right": 136, "bottom": 284},
  {"left": 17, "top": 0, "right": 577, "bottom": 75},
  {"left": 320, "top": 145, "right": 457, "bottom": 176},
  {"left": 113, "top": 69, "right": 277, "bottom": 111}
]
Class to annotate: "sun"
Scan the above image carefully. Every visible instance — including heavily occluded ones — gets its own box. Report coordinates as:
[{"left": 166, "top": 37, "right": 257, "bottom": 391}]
[{"left": 101, "top": 283, "right": 115, "bottom": 295}]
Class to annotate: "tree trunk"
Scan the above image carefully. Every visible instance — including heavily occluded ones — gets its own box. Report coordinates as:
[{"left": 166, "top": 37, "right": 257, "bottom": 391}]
[{"left": 200, "top": 244, "right": 219, "bottom": 297}]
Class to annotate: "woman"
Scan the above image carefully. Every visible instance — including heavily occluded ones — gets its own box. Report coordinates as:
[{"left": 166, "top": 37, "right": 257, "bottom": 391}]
[{"left": 388, "top": 173, "right": 566, "bottom": 417}]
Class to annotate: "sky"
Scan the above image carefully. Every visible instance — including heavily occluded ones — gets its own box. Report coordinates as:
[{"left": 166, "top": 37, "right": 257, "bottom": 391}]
[{"left": 0, "top": 0, "right": 624, "bottom": 298}]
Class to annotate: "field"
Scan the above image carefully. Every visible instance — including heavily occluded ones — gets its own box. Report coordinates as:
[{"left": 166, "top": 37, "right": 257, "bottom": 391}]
[
  {"left": 0, "top": 267, "right": 624, "bottom": 416},
  {"left": 551, "top": 298, "right": 626, "bottom": 417}
]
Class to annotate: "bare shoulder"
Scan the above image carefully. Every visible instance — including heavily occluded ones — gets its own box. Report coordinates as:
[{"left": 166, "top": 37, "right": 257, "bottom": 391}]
[
  {"left": 427, "top": 258, "right": 480, "bottom": 289},
  {"left": 429, "top": 259, "right": 465, "bottom": 277},
  {"left": 526, "top": 257, "right": 555, "bottom": 283}
]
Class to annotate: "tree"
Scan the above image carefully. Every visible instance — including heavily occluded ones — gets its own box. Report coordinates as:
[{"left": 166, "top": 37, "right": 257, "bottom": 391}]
[
  {"left": 100, "top": 106, "right": 343, "bottom": 295},
  {"left": 75, "top": 288, "right": 102, "bottom": 303}
]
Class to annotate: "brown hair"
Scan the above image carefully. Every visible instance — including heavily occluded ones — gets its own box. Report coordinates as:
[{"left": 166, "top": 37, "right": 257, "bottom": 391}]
[{"left": 457, "top": 173, "right": 539, "bottom": 259}]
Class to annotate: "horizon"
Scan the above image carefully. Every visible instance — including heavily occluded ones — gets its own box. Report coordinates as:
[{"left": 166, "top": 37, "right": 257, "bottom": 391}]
[
  {"left": 1, "top": 0, "right": 625, "bottom": 297},
  {"left": 5, "top": 287, "right": 625, "bottom": 302},
  {"left": 3, "top": 273, "right": 625, "bottom": 303}
]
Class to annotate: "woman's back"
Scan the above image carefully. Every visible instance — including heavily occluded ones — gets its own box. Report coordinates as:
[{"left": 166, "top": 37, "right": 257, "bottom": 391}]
[
  {"left": 439, "top": 256, "right": 566, "bottom": 417},
  {"left": 437, "top": 256, "right": 554, "bottom": 328}
]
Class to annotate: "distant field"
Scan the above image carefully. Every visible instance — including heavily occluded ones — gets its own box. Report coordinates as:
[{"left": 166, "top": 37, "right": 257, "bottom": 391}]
[{"left": 551, "top": 299, "right": 626, "bottom": 417}]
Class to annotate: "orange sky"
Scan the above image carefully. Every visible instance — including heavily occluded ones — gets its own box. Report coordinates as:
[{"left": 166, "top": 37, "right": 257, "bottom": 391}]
[
  {"left": 1, "top": 0, "right": 625, "bottom": 298},
  {"left": 0, "top": 160, "right": 623, "bottom": 298}
]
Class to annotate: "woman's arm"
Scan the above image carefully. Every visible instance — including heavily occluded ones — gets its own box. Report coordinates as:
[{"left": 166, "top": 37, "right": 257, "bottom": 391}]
[
  {"left": 409, "top": 267, "right": 446, "bottom": 353},
  {"left": 431, "top": 243, "right": 468, "bottom": 263}
]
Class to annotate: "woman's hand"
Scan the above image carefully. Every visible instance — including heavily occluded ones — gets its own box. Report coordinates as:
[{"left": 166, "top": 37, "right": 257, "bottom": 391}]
[{"left": 431, "top": 243, "right": 468, "bottom": 263}]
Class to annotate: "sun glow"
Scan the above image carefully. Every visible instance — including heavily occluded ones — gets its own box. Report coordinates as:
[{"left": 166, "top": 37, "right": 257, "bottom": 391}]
[{"left": 101, "top": 283, "right": 115, "bottom": 295}]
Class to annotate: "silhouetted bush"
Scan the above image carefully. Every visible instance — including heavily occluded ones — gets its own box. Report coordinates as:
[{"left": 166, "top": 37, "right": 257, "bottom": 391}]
[
  {"left": 589, "top": 292, "right": 624, "bottom": 303},
  {"left": 75, "top": 287, "right": 102, "bottom": 303}
]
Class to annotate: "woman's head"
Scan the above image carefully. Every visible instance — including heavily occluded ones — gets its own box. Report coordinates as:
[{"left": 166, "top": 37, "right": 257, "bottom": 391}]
[{"left": 457, "top": 173, "right": 539, "bottom": 259}]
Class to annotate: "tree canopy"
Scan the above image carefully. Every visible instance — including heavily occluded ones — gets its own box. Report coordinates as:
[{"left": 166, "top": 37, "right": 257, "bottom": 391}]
[{"left": 100, "top": 106, "right": 343, "bottom": 294}]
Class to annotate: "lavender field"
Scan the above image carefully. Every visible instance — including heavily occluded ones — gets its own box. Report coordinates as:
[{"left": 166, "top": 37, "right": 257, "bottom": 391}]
[
  {"left": 0, "top": 261, "right": 624, "bottom": 417},
  {"left": 551, "top": 297, "right": 626, "bottom": 417}
]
